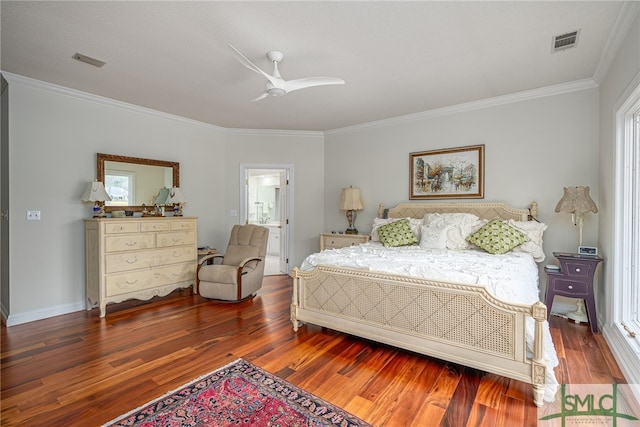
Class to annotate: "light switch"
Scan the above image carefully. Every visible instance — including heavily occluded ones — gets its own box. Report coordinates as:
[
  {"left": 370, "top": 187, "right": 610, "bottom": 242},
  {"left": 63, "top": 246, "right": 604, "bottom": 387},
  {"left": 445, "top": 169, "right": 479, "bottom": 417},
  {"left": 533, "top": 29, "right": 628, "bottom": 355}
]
[
  {"left": 230, "top": 210, "right": 238, "bottom": 217},
  {"left": 26, "top": 210, "right": 41, "bottom": 221}
]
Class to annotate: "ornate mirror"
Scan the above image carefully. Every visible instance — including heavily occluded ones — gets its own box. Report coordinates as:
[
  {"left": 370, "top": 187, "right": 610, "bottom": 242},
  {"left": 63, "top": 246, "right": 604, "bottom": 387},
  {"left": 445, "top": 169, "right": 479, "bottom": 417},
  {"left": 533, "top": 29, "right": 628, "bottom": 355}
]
[{"left": 97, "top": 153, "right": 179, "bottom": 213}]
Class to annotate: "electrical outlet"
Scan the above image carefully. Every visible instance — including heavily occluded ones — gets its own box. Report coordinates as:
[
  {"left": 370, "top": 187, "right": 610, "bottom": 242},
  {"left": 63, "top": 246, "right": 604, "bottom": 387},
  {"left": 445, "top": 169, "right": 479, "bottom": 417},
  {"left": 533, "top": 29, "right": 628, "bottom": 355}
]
[{"left": 26, "top": 210, "right": 41, "bottom": 221}]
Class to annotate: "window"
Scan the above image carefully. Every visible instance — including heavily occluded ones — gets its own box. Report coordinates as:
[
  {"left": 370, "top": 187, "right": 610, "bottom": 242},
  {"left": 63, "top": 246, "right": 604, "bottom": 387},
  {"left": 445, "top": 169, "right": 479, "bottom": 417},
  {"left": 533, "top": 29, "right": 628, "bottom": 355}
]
[{"left": 614, "top": 76, "right": 640, "bottom": 355}]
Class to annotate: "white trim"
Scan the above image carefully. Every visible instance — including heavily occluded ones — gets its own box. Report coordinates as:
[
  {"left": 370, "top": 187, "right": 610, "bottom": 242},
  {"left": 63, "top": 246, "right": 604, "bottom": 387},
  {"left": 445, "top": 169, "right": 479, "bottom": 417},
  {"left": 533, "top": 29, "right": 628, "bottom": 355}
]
[
  {"left": 4, "top": 301, "right": 85, "bottom": 326},
  {"left": 225, "top": 127, "right": 324, "bottom": 138},
  {"left": 603, "top": 324, "right": 640, "bottom": 384},
  {"left": 593, "top": 2, "right": 640, "bottom": 84},
  {"left": 325, "top": 79, "right": 598, "bottom": 135}
]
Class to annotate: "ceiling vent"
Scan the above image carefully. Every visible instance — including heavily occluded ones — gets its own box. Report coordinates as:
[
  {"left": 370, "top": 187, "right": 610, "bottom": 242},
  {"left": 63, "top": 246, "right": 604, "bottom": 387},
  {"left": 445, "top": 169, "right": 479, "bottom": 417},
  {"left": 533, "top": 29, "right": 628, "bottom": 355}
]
[
  {"left": 72, "top": 52, "right": 106, "bottom": 68},
  {"left": 552, "top": 30, "right": 580, "bottom": 53}
]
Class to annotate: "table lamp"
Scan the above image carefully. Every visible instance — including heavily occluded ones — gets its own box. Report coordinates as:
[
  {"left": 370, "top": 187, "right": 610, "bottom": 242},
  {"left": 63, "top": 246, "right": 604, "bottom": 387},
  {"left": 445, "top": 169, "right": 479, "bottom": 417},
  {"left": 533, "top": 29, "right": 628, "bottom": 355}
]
[
  {"left": 166, "top": 187, "right": 187, "bottom": 216},
  {"left": 81, "top": 180, "right": 112, "bottom": 217},
  {"left": 554, "top": 186, "right": 598, "bottom": 247},
  {"left": 340, "top": 186, "right": 364, "bottom": 234}
]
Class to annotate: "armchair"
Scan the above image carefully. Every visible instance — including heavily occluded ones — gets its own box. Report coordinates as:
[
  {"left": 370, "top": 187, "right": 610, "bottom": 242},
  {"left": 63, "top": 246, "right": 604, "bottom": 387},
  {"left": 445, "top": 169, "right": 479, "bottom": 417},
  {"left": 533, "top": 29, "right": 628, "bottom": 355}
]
[{"left": 196, "top": 224, "right": 269, "bottom": 301}]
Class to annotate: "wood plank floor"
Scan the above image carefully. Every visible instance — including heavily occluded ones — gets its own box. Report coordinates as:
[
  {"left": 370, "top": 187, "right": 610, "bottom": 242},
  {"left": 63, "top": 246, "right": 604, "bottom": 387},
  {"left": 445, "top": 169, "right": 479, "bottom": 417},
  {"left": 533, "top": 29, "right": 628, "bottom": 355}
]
[{"left": 1, "top": 275, "right": 628, "bottom": 426}]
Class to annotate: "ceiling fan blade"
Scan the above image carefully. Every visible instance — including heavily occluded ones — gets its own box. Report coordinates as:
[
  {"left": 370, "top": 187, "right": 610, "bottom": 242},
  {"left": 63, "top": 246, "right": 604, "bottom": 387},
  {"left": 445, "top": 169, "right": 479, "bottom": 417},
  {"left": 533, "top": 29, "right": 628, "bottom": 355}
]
[
  {"left": 283, "top": 77, "right": 345, "bottom": 93},
  {"left": 228, "top": 44, "right": 280, "bottom": 87},
  {"left": 250, "top": 92, "right": 270, "bottom": 102}
]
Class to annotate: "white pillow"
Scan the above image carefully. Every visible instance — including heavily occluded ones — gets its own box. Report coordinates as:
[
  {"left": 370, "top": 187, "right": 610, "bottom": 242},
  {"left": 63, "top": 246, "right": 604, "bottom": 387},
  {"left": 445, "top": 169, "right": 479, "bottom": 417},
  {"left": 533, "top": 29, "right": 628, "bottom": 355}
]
[
  {"left": 419, "top": 224, "right": 449, "bottom": 249},
  {"left": 423, "top": 213, "right": 487, "bottom": 250},
  {"left": 371, "top": 217, "right": 422, "bottom": 242},
  {"left": 507, "top": 219, "right": 548, "bottom": 262}
]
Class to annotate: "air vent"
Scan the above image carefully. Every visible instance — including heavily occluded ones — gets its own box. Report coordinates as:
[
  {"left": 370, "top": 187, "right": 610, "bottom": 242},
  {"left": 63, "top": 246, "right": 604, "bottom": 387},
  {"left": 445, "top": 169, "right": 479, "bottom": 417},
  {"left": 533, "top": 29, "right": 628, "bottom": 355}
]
[
  {"left": 552, "top": 30, "right": 580, "bottom": 52},
  {"left": 72, "top": 52, "right": 106, "bottom": 68}
]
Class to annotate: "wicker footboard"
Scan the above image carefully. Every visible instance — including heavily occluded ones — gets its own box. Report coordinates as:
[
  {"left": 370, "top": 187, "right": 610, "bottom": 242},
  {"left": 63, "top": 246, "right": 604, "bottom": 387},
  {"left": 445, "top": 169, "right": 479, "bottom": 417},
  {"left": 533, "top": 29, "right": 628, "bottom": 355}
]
[{"left": 291, "top": 265, "right": 548, "bottom": 407}]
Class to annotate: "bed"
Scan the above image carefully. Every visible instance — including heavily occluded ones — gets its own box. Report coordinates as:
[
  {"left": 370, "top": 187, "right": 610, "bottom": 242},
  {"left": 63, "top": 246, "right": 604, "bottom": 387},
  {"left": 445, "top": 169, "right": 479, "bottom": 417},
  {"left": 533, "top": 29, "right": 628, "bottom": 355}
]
[{"left": 291, "top": 201, "right": 558, "bottom": 407}]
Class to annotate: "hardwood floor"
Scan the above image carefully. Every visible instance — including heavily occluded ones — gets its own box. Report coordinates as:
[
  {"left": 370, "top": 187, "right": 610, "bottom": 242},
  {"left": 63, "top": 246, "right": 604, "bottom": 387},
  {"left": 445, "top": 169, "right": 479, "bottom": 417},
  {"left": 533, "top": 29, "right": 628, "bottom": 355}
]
[{"left": 1, "top": 275, "right": 627, "bottom": 426}]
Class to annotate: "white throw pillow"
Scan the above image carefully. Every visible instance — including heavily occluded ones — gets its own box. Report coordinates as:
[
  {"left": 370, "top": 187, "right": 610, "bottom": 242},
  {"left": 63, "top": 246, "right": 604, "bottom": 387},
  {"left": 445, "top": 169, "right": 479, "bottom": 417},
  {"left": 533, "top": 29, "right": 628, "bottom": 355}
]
[
  {"left": 423, "top": 213, "right": 487, "bottom": 250},
  {"left": 507, "top": 219, "right": 548, "bottom": 262},
  {"left": 419, "top": 224, "right": 449, "bottom": 249}
]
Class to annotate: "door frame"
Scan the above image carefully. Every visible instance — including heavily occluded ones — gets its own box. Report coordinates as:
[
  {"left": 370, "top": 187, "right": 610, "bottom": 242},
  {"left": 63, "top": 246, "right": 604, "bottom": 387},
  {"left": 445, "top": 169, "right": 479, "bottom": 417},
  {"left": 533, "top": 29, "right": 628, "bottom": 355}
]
[{"left": 240, "top": 163, "right": 294, "bottom": 275}]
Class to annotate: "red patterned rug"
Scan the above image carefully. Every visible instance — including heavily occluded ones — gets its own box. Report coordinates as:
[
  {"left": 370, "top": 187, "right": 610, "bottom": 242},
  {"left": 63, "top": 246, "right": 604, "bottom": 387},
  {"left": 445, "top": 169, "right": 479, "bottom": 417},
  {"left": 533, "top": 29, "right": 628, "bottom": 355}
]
[{"left": 103, "top": 358, "right": 371, "bottom": 427}]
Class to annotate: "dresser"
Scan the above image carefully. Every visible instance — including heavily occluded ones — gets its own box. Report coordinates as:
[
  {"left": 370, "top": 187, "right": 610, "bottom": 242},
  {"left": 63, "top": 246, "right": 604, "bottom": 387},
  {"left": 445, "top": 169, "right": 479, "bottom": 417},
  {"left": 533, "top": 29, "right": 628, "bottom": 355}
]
[
  {"left": 320, "top": 233, "right": 370, "bottom": 251},
  {"left": 85, "top": 217, "right": 198, "bottom": 317},
  {"left": 544, "top": 251, "right": 603, "bottom": 333}
]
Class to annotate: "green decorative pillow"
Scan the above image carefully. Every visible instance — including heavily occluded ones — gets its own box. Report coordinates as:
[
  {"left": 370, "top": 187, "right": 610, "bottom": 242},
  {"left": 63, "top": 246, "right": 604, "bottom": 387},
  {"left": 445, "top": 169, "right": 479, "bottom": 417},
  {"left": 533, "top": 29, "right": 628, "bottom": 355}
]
[
  {"left": 377, "top": 219, "right": 418, "bottom": 247},
  {"left": 466, "top": 218, "right": 530, "bottom": 254}
]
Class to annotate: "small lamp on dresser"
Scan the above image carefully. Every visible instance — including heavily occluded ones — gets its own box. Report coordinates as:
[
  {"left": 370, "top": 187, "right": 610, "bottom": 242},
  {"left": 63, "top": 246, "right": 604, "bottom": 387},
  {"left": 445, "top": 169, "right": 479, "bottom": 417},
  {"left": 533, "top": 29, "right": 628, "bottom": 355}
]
[
  {"left": 166, "top": 187, "right": 187, "bottom": 216},
  {"left": 81, "top": 180, "right": 111, "bottom": 217},
  {"left": 340, "top": 186, "right": 364, "bottom": 235}
]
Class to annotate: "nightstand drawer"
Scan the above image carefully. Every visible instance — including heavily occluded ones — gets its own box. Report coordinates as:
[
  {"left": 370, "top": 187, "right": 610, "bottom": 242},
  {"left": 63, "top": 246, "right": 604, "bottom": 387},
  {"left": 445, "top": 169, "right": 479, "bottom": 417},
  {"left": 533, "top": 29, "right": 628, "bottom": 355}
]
[
  {"left": 320, "top": 233, "right": 369, "bottom": 251},
  {"left": 563, "top": 261, "right": 593, "bottom": 278},
  {"left": 552, "top": 279, "right": 589, "bottom": 296}
]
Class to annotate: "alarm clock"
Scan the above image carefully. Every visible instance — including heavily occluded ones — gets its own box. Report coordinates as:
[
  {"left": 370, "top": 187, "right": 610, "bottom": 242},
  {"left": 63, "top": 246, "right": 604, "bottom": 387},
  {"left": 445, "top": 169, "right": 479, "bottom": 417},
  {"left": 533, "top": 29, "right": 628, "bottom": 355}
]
[{"left": 578, "top": 245, "right": 598, "bottom": 256}]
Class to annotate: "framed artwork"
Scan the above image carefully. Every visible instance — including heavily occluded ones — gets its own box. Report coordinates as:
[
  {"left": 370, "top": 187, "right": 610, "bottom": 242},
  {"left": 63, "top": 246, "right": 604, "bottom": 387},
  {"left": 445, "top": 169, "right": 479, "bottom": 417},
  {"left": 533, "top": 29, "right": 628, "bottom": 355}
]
[{"left": 410, "top": 144, "right": 484, "bottom": 199}]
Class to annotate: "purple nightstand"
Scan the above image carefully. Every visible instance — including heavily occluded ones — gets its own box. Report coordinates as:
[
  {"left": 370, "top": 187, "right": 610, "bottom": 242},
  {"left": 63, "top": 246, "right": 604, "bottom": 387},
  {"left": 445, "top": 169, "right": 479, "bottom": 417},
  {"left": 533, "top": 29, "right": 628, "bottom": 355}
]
[{"left": 545, "top": 252, "right": 603, "bottom": 333}]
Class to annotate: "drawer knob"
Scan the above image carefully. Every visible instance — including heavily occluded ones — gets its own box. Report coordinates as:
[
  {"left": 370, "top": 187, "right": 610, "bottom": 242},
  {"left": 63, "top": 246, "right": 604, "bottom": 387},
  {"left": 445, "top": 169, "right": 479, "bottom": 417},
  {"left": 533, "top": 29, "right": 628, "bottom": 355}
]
[
  {"left": 568, "top": 285, "right": 573, "bottom": 289},
  {"left": 575, "top": 268, "right": 581, "bottom": 273}
]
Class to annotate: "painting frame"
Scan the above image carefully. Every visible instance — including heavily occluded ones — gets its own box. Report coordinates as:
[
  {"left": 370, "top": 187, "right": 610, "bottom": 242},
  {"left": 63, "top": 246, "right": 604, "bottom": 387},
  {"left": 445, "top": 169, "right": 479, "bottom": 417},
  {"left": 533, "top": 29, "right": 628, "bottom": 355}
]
[{"left": 410, "top": 144, "right": 484, "bottom": 199}]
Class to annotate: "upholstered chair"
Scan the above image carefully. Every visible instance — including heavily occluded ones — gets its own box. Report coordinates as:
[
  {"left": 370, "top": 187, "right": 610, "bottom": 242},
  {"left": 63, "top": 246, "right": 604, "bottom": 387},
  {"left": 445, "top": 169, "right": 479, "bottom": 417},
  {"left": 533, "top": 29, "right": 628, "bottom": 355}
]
[{"left": 197, "top": 224, "right": 269, "bottom": 301}]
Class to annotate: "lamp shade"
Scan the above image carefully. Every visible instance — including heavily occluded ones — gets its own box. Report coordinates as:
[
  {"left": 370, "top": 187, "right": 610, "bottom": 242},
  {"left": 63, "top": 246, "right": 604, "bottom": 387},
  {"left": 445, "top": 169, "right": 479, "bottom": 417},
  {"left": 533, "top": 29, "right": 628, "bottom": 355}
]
[
  {"left": 165, "top": 187, "right": 187, "bottom": 204},
  {"left": 81, "top": 180, "right": 112, "bottom": 202},
  {"left": 554, "top": 186, "right": 598, "bottom": 215},
  {"left": 340, "top": 187, "right": 364, "bottom": 211}
]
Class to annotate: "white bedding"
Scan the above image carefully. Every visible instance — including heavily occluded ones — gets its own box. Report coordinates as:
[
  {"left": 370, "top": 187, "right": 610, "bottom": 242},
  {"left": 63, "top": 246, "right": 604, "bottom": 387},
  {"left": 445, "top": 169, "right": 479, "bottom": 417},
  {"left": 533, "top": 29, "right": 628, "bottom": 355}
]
[{"left": 301, "top": 242, "right": 559, "bottom": 401}]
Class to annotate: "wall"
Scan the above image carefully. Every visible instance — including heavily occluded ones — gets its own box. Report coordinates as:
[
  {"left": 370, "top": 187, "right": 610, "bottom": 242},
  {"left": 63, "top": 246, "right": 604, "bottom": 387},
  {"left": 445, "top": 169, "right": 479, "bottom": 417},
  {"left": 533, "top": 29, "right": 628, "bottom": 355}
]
[
  {"left": 4, "top": 76, "right": 227, "bottom": 325},
  {"left": 1, "top": 74, "right": 327, "bottom": 325},
  {"left": 324, "top": 87, "right": 601, "bottom": 271},
  {"left": 224, "top": 131, "right": 325, "bottom": 269}
]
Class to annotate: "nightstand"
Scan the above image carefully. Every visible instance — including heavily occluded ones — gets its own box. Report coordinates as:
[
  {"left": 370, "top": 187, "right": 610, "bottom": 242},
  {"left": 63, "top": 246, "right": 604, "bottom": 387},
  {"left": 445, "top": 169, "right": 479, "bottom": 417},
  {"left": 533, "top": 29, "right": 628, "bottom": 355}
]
[
  {"left": 320, "top": 233, "right": 370, "bottom": 251},
  {"left": 545, "top": 251, "right": 603, "bottom": 333}
]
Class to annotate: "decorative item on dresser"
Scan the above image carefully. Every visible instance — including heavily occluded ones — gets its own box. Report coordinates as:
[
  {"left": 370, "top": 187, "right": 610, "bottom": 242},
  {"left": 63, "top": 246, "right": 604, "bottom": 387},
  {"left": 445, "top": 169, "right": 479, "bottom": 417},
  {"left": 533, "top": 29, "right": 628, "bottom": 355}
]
[
  {"left": 165, "top": 187, "right": 187, "bottom": 216},
  {"left": 81, "top": 180, "right": 112, "bottom": 217},
  {"left": 84, "top": 217, "right": 198, "bottom": 317},
  {"left": 545, "top": 251, "right": 603, "bottom": 333},
  {"left": 319, "top": 233, "right": 370, "bottom": 251}
]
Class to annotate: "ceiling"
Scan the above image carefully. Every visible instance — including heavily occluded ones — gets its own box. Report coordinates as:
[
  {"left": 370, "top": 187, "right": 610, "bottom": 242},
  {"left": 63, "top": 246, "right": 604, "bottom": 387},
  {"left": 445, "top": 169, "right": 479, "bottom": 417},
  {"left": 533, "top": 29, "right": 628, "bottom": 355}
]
[{"left": 0, "top": 1, "right": 626, "bottom": 132}]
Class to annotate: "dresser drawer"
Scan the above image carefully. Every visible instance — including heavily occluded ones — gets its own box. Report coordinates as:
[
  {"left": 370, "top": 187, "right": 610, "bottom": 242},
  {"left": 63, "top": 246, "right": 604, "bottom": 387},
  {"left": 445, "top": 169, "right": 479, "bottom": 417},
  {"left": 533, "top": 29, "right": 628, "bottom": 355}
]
[
  {"left": 171, "top": 220, "right": 196, "bottom": 231},
  {"left": 552, "top": 279, "right": 589, "bottom": 296},
  {"left": 156, "top": 231, "right": 196, "bottom": 248},
  {"left": 104, "top": 222, "right": 139, "bottom": 234},
  {"left": 106, "top": 263, "right": 196, "bottom": 296},
  {"left": 105, "top": 246, "right": 196, "bottom": 273},
  {"left": 140, "top": 221, "right": 170, "bottom": 232},
  {"left": 105, "top": 234, "right": 154, "bottom": 252}
]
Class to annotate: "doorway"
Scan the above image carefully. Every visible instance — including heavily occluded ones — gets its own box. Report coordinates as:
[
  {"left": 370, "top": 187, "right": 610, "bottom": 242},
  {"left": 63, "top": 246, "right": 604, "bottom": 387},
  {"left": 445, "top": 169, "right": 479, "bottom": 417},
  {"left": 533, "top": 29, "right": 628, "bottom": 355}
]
[{"left": 240, "top": 164, "right": 292, "bottom": 275}]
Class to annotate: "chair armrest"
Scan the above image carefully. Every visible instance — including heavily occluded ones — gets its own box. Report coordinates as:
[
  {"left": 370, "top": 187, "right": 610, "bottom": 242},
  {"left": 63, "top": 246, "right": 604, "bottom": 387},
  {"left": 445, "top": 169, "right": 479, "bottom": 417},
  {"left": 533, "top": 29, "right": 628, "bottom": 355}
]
[
  {"left": 238, "top": 256, "right": 263, "bottom": 268},
  {"left": 198, "top": 253, "right": 224, "bottom": 266}
]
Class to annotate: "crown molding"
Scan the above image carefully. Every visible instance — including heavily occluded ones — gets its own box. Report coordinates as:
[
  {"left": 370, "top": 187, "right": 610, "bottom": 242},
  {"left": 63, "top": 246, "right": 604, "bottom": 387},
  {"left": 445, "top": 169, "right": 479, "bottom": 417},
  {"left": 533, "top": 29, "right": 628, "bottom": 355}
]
[
  {"left": 1, "top": 71, "right": 327, "bottom": 138},
  {"left": 0, "top": 72, "right": 227, "bottom": 133},
  {"left": 325, "top": 78, "right": 599, "bottom": 136},
  {"left": 593, "top": 1, "right": 640, "bottom": 84}
]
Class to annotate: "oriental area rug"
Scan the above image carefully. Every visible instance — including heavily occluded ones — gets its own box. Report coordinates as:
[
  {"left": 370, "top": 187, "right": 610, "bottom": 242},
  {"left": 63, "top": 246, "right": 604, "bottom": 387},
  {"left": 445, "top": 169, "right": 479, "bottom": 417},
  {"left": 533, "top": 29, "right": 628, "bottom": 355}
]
[{"left": 103, "top": 358, "right": 371, "bottom": 427}]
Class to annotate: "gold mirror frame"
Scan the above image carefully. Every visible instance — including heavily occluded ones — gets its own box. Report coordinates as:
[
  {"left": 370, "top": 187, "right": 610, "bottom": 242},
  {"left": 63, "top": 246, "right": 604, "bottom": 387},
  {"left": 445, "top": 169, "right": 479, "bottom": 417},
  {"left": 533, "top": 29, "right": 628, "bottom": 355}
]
[{"left": 97, "top": 153, "right": 180, "bottom": 213}]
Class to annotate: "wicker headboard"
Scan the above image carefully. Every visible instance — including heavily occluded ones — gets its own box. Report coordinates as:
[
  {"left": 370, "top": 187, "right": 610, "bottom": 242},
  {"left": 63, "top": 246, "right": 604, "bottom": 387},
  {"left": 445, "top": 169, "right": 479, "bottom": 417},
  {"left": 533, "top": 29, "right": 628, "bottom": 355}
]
[{"left": 378, "top": 201, "right": 537, "bottom": 222}]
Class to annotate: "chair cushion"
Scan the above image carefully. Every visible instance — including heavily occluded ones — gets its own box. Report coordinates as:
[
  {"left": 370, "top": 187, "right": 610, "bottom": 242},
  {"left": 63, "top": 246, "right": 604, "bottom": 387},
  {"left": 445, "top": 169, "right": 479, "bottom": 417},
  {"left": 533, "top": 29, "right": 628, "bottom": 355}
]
[
  {"left": 223, "top": 225, "right": 268, "bottom": 266},
  {"left": 198, "top": 264, "right": 239, "bottom": 284}
]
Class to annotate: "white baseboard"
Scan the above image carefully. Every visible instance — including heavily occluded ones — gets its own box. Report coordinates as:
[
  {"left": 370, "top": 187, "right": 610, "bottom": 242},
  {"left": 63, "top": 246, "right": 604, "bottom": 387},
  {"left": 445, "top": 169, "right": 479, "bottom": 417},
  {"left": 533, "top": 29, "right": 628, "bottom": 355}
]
[
  {"left": 602, "top": 323, "right": 640, "bottom": 384},
  {"left": 4, "top": 301, "right": 85, "bottom": 326}
]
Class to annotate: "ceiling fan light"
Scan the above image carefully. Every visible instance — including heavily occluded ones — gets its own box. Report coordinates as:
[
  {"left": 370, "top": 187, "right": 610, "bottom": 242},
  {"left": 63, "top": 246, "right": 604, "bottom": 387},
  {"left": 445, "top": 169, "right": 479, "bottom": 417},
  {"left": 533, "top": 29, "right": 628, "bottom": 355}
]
[{"left": 267, "top": 87, "right": 286, "bottom": 96}]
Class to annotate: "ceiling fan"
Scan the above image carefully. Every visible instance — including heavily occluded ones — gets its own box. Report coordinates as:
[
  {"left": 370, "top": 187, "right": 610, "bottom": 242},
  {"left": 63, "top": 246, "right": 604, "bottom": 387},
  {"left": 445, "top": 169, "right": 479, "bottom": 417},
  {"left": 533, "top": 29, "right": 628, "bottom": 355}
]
[{"left": 229, "top": 44, "right": 345, "bottom": 102}]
